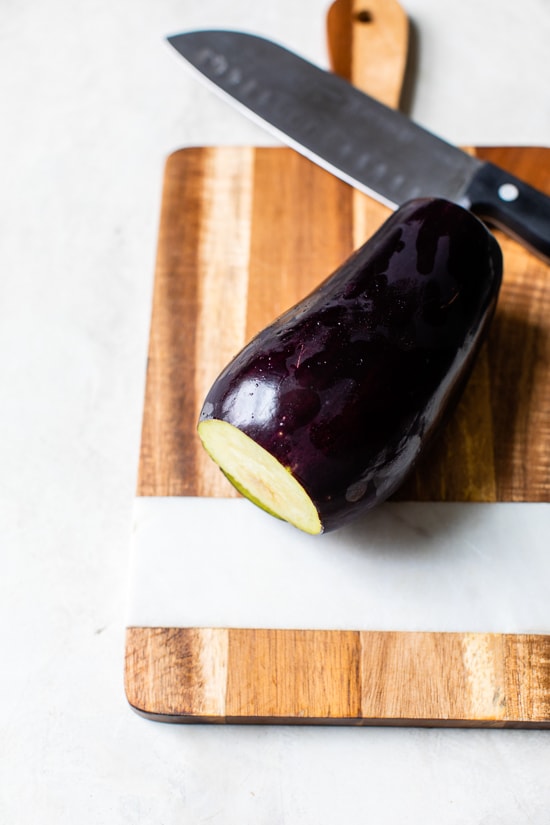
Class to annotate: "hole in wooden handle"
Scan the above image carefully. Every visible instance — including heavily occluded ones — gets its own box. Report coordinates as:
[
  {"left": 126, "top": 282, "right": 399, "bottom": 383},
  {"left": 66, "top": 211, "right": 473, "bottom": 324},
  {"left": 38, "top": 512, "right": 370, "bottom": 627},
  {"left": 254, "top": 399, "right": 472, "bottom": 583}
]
[{"left": 355, "top": 9, "right": 373, "bottom": 23}]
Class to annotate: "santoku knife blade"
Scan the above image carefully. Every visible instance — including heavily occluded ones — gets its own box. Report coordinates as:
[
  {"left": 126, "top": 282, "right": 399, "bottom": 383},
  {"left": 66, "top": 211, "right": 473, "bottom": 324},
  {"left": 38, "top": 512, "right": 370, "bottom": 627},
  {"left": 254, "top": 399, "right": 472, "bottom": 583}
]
[{"left": 167, "top": 30, "right": 550, "bottom": 262}]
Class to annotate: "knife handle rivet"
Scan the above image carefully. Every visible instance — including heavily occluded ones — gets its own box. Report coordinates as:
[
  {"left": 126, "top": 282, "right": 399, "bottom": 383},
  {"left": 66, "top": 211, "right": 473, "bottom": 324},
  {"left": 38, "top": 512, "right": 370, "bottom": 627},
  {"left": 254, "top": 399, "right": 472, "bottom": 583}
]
[{"left": 498, "top": 183, "right": 519, "bottom": 202}]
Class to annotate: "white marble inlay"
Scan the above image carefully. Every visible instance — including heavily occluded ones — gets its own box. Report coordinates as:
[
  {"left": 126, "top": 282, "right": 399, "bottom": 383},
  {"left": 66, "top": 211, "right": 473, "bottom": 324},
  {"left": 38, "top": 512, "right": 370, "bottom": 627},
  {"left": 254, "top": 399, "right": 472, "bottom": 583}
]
[{"left": 127, "top": 496, "right": 550, "bottom": 633}]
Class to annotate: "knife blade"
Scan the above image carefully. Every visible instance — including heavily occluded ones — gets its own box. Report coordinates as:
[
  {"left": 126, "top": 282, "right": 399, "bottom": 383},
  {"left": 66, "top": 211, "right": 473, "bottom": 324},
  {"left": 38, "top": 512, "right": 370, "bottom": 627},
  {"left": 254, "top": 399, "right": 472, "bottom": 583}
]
[{"left": 167, "top": 30, "right": 550, "bottom": 262}]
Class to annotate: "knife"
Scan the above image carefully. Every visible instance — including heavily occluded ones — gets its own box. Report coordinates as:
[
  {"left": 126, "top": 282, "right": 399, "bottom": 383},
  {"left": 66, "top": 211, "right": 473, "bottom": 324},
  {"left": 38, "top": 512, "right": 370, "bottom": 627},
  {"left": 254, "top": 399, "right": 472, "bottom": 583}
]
[{"left": 167, "top": 30, "right": 550, "bottom": 262}]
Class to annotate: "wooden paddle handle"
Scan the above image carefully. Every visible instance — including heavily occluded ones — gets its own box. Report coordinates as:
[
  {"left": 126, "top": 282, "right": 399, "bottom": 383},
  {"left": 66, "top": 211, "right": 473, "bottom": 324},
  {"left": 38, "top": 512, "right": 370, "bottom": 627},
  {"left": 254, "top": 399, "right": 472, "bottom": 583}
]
[{"left": 326, "top": 0, "right": 409, "bottom": 106}]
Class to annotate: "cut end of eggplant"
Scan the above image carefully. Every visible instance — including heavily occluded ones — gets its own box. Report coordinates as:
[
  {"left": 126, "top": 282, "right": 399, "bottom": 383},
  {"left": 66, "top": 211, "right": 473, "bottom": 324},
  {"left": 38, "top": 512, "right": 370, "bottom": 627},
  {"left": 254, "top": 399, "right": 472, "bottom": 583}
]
[{"left": 197, "top": 419, "right": 323, "bottom": 535}]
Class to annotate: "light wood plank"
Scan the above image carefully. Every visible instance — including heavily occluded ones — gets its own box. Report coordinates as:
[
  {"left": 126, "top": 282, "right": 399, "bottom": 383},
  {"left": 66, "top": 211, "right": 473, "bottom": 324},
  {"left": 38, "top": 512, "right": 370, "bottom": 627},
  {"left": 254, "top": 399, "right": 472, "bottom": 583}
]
[
  {"left": 194, "top": 147, "right": 255, "bottom": 496},
  {"left": 226, "top": 628, "right": 361, "bottom": 721},
  {"left": 247, "top": 148, "right": 354, "bottom": 340}
]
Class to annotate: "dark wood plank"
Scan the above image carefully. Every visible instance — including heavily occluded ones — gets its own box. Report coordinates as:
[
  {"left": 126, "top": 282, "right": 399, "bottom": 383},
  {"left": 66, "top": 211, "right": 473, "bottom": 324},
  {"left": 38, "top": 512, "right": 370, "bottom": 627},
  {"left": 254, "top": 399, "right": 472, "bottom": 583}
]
[{"left": 137, "top": 148, "right": 206, "bottom": 496}]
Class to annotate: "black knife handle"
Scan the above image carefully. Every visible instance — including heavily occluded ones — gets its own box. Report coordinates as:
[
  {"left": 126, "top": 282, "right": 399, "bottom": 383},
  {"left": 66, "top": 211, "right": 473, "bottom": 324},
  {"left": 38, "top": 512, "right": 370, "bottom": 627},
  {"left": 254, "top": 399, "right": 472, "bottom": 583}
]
[{"left": 463, "top": 161, "right": 550, "bottom": 263}]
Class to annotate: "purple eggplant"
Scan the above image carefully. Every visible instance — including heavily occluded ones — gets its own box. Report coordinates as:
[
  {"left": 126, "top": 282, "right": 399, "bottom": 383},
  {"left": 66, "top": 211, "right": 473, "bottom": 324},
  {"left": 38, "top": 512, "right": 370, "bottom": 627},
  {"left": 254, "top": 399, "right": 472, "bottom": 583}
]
[{"left": 198, "top": 198, "right": 502, "bottom": 534}]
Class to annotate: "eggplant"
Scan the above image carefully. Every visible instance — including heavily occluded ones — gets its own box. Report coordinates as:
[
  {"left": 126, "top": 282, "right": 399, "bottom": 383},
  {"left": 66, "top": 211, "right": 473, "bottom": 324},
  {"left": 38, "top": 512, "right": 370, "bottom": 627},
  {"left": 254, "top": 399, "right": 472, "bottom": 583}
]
[{"left": 198, "top": 198, "right": 502, "bottom": 534}]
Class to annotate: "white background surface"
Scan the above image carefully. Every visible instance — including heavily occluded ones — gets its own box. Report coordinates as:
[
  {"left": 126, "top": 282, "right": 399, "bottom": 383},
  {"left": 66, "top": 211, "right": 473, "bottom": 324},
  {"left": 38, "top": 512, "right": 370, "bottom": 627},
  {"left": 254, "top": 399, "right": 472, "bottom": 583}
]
[{"left": 2, "top": 0, "right": 550, "bottom": 822}]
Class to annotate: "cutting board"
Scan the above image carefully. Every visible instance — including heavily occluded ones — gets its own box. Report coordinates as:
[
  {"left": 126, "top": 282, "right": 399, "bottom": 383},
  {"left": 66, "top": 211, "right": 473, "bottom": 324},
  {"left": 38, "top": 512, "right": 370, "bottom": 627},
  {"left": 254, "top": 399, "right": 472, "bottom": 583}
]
[{"left": 125, "top": 0, "right": 550, "bottom": 726}]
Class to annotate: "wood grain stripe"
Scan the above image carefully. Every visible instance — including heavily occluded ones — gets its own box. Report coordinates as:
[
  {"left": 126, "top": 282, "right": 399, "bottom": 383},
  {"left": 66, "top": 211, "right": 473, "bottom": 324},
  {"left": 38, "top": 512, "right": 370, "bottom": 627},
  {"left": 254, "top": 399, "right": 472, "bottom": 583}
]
[
  {"left": 125, "top": 627, "right": 550, "bottom": 726},
  {"left": 488, "top": 238, "right": 550, "bottom": 500},
  {"left": 351, "top": 191, "right": 392, "bottom": 251},
  {"left": 246, "top": 148, "right": 355, "bottom": 341},
  {"left": 505, "top": 634, "right": 550, "bottom": 723},
  {"left": 125, "top": 627, "right": 229, "bottom": 720},
  {"left": 327, "top": 0, "right": 409, "bottom": 108},
  {"left": 326, "top": 0, "right": 353, "bottom": 82},
  {"left": 194, "top": 147, "right": 254, "bottom": 496},
  {"left": 461, "top": 633, "right": 506, "bottom": 721},
  {"left": 137, "top": 149, "right": 205, "bottom": 496},
  {"left": 478, "top": 146, "right": 550, "bottom": 500},
  {"left": 225, "top": 628, "right": 361, "bottom": 721}
]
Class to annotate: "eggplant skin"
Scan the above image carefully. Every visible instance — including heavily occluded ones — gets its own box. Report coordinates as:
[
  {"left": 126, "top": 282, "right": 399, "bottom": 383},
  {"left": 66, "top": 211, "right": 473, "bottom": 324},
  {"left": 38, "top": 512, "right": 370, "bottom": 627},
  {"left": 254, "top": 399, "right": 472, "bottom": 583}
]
[{"left": 199, "top": 198, "right": 503, "bottom": 533}]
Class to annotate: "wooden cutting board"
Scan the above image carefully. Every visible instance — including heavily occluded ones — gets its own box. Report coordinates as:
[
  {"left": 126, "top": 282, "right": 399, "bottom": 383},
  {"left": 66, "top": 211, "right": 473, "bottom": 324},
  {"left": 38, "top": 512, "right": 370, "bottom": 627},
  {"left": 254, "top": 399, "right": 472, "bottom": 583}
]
[{"left": 125, "top": 0, "right": 550, "bottom": 726}]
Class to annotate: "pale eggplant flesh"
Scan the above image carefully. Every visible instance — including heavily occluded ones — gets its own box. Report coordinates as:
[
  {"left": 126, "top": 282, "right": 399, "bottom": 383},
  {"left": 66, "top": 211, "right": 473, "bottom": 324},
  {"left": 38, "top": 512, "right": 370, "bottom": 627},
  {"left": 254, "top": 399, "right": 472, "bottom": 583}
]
[{"left": 198, "top": 198, "right": 503, "bottom": 534}]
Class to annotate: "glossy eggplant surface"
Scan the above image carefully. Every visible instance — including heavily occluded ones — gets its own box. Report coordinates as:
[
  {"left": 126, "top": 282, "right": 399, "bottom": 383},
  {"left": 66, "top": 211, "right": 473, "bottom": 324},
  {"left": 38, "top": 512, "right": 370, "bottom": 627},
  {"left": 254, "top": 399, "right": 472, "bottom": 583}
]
[{"left": 198, "top": 198, "right": 503, "bottom": 534}]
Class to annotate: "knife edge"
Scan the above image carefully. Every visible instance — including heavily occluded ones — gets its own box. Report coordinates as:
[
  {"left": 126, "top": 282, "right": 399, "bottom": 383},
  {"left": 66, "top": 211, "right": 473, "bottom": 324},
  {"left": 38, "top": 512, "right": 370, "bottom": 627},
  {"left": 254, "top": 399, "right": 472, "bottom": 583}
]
[{"left": 167, "top": 30, "right": 550, "bottom": 262}]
